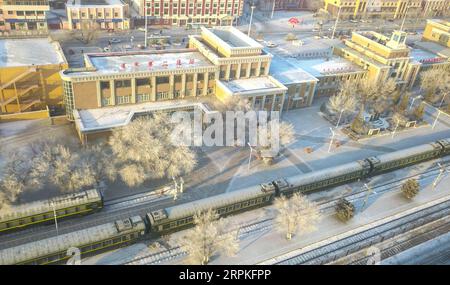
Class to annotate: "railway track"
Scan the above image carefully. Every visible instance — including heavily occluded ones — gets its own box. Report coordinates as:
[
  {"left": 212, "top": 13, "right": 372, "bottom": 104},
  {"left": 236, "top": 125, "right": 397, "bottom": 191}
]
[
  {"left": 119, "top": 163, "right": 449, "bottom": 265},
  {"left": 0, "top": 159, "right": 447, "bottom": 254},
  {"left": 263, "top": 198, "right": 450, "bottom": 265}
]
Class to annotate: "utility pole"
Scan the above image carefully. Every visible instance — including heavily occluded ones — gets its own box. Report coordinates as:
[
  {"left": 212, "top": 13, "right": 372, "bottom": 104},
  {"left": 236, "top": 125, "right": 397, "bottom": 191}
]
[
  {"left": 144, "top": 1, "right": 148, "bottom": 48},
  {"left": 432, "top": 163, "right": 449, "bottom": 189},
  {"left": 409, "top": 95, "right": 422, "bottom": 110},
  {"left": 331, "top": 6, "right": 342, "bottom": 39},
  {"left": 361, "top": 183, "right": 374, "bottom": 211},
  {"left": 248, "top": 5, "right": 256, "bottom": 37}
]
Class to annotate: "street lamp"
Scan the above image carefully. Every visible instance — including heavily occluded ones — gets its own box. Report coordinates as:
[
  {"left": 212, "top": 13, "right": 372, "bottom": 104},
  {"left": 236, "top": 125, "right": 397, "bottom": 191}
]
[
  {"left": 327, "top": 127, "right": 336, "bottom": 153},
  {"left": 439, "top": 92, "right": 448, "bottom": 108},
  {"left": 432, "top": 163, "right": 449, "bottom": 189},
  {"left": 409, "top": 95, "right": 423, "bottom": 110},
  {"left": 144, "top": 1, "right": 148, "bottom": 48},
  {"left": 50, "top": 202, "right": 59, "bottom": 236},
  {"left": 360, "top": 183, "right": 375, "bottom": 212},
  {"left": 432, "top": 110, "right": 441, "bottom": 129},
  {"left": 331, "top": 6, "right": 342, "bottom": 40},
  {"left": 247, "top": 142, "right": 255, "bottom": 171},
  {"left": 391, "top": 118, "right": 400, "bottom": 139},
  {"left": 248, "top": 5, "right": 256, "bottom": 37},
  {"left": 336, "top": 109, "right": 345, "bottom": 128},
  {"left": 270, "top": 0, "right": 276, "bottom": 19}
]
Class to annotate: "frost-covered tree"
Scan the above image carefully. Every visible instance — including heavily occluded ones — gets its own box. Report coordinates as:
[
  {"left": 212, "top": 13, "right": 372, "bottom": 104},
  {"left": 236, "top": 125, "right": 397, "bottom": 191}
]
[
  {"left": 78, "top": 144, "right": 116, "bottom": 188},
  {"left": 285, "top": 33, "right": 298, "bottom": 41},
  {"left": 274, "top": 193, "right": 321, "bottom": 240},
  {"left": 327, "top": 81, "right": 358, "bottom": 124},
  {"left": 372, "top": 79, "right": 397, "bottom": 116},
  {"left": 420, "top": 69, "right": 446, "bottom": 103},
  {"left": 402, "top": 179, "right": 420, "bottom": 199},
  {"left": 108, "top": 113, "right": 197, "bottom": 187},
  {"left": 256, "top": 120, "right": 295, "bottom": 153},
  {"left": 413, "top": 103, "right": 425, "bottom": 120},
  {"left": 179, "top": 209, "right": 239, "bottom": 265}
]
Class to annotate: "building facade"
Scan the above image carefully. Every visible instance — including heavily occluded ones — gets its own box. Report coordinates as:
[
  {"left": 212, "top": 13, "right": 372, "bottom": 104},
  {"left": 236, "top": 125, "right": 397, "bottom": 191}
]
[
  {"left": 423, "top": 19, "right": 450, "bottom": 47},
  {"left": 0, "top": 38, "right": 68, "bottom": 118},
  {"left": 66, "top": 0, "right": 130, "bottom": 30},
  {"left": 323, "top": 0, "right": 449, "bottom": 20},
  {"left": 131, "top": 0, "right": 243, "bottom": 26},
  {"left": 334, "top": 30, "right": 421, "bottom": 89},
  {"left": 0, "top": 0, "right": 50, "bottom": 32},
  {"left": 259, "top": 0, "right": 310, "bottom": 11}
]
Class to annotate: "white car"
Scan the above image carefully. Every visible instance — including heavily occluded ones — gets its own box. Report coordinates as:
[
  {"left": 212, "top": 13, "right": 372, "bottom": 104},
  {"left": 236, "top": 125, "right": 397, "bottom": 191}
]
[
  {"left": 110, "top": 38, "right": 121, "bottom": 43},
  {"left": 103, "top": 47, "right": 111, "bottom": 52},
  {"left": 266, "top": 41, "right": 278, "bottom": 48}
]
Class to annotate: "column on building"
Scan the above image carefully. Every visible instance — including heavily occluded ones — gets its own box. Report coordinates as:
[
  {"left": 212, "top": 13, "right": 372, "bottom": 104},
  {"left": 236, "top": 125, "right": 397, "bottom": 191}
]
[
  {"left": 110, "top": 79, "right": 116, "bottom": 105},
  {"left": 151, "top": 76, "right": 156, "bottom": 101}
]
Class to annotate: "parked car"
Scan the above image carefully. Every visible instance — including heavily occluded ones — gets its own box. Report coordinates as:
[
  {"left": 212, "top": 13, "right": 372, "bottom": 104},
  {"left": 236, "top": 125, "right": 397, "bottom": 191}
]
[
  {"left": 103, "top": 47, "right": 111, "bottom": 52},
  {"left": 266, "top": 41, "right": 278, "bottom": 48},
  {"left": 110, "top": 38, "right": 121, "bottom": 43}
]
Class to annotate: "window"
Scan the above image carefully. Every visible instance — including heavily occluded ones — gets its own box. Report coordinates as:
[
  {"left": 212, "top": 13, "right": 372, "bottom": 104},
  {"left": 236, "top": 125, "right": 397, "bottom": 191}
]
[
  {"left": 156, "top": 76, "right": 169, "bottom": 84},
  {"left": 137, "top": 93, "right": 150, "bottom": 102},
  {"left": 116, "top": 95, "right": 131, "bottom": 104}
]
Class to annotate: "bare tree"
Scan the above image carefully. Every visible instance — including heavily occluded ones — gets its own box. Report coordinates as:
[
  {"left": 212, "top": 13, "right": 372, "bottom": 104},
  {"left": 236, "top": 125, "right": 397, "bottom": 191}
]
[
  {"left": 285, "top": 33, "right": 298, "bottom": 41},
  {"left": 402, "top": 179, "right": 420, "bottom": 199},
  {"left": 79, "top": 19, "right": 100, "bottom": 44},
  {"left": 274, "top": 193, "right": 321, "bottom": 240},
  {"left": 256, "top": 120, "right": 295, "bottom": 152},
  {"left": 179, "top": 209, "right": 239, "bottom": 265},
  {"left": 372, "top": 79, "right": 397, "bottom": 116},
  {"left": 108, "top": 113, "right": 197, "bottom": 187}
]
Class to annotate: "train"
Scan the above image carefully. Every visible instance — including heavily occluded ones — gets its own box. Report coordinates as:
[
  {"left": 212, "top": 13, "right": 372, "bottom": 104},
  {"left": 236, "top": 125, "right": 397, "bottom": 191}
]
[
  {"left": 0, "top": 189, "right": 103, "bottom": 233},
  {"left": 1, "top": 138, "right": 449, "bottom": 264}
]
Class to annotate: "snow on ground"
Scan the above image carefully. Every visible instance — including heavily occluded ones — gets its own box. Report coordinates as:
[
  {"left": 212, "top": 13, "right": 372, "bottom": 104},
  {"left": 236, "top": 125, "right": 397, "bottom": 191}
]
[
  {"left": 82, "top": 156, "right": 450, "bottom": 265},
  {"left": 0, "top": 38, "right": 65, "bottom": 67}
]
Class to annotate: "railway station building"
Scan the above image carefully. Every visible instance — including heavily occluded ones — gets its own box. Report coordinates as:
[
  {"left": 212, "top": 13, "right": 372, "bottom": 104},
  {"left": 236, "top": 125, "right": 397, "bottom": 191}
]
[{"left": 0, "top": 37, "right": 68, "bottom": 120}]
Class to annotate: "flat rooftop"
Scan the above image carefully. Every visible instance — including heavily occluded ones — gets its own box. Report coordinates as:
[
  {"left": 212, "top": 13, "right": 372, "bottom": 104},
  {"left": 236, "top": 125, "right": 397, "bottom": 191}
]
[
  {"left": 269, "top": 55, "right": 318, "bottom": 85},
  {"left": 289, "top": 56, "right": 365, "bottom": 78},
  {"left": 205, "top": 26, "right": 263, "bottom": 49},
  {"left": 0, "top": 38, "right": 66, "bottom": 68},
  {"left": 218, "top": 76, "right": 287, "bottom": 95},
  {"left": 413, "top": 41, "right": 450, "bottom": 58},
  {"left": 74, "top": 99, "right": 219, "bottom": 132},
  {"left": 410, "top": 47, "right": 445, "bottom": 63},
  {"left": 65, "top": 49, "right": 215, "bottom": 77}
]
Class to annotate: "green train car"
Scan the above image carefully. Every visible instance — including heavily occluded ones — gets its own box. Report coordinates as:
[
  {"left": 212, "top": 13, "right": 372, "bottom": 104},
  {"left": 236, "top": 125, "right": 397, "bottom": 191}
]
[
  {"left": 0, "top": 216, "right": 145, "bottom": 265},
  {"left": 0, "top": 189, "right": 103, "bottom": 233}
]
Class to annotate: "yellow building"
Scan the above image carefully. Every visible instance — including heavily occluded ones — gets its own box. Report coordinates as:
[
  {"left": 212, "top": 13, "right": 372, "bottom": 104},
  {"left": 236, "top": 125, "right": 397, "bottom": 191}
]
[
  {"left": 131, "top": 0, "right": 243, "bottom": 26},
  {"left": 423, "top": 19, "right": 450, "bottom": 47},
  {"left": 334, "top": 30, "right": 421, "bottom": 89},
  {"left": 422, "top": 0, "right": 449, "bottom": 17},
  {"left": 0, "top": 38, "right": 68, "bottom": 119},
  {"left": 66, "top": 0, "right": 130, "bottom": 30},
  {"left": 324, "top": 0, "right": 423, "bottom": 19},
  {"left": 0, "top": 0, "right": 50, "bottom": 32}
]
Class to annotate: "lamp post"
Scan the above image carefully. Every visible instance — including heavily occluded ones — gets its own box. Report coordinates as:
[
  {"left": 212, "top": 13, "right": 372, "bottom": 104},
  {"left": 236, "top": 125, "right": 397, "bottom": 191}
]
[
  {"left": 331, "top": 6, "right": 342, "bottom": 40},
  {"left": 432, "top": 163, "right": 449, "bottom": 189},
  {"left": 432, "top": 110, "right": 441, "bottom": 129},
  {"left": 391, "top": 118, "right": 400, "bottom": 139},
  {"left": 439, "top": 92, "right": 448, "bottom": 108},
  {"left": 271, "top": 0, "right": 276, "bottom": 19},
  {"left": 327, "top": 127, "right": 336, "bottom": 153},
  {"left": 144, "top": 1, "right": 148, "bottom": 48},
  {"left": 248, "top": 5, "right": 256, "bottom": 37},
  {"left": 50, "top": 202, "right": 59, "bottom": 236},
  {"left": 361, "top": 183, "right": 375, "bottom": 212},
  {"left": 247, "top": 142, "right": 255, "bottom": 171},
  {"left": 409, "top": 95, "right": 422, "bottom": 110}
]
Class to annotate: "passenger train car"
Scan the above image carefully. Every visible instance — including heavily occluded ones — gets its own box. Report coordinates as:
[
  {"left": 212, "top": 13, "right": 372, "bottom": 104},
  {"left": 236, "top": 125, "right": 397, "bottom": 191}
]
[
  {"left": 0, "top": 216, "right": 145, "bottom": 265},
  {"left": 2, "top": 138, "right": 449, "bottom": 264},
  {"left": 0, "top": 189, "right": 102, "bottom": 233}
]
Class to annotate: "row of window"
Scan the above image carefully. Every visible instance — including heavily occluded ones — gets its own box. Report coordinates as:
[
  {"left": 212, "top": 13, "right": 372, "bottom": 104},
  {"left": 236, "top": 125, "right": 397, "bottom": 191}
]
[
  {"left": 75, "top": 12, "right": 120, "bottom": 18},
  {"left": 380, "top": 152, "right": 436, "bottom": 170},
  {"left": 157, "top": 195, "right": 271, "bottom": 231},
  {"left": 148, "top": 8, "right": 240, "bottom": 16},
  {"left": 26, "top": 232, "right": 141, "bottom": 265},
  {"left": 148, "top": 1, "right": 240, "bottom": 8},
  {"left": 0, "top": 204, "right": 92, "bottom": 230},
  {"left": 289, "top": 171, "right": 362, "bottom": 194}
]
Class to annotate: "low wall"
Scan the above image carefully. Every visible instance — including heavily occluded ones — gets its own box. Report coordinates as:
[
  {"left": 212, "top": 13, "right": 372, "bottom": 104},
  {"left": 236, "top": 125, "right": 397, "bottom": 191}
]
[{"left": 0, "top": 108, "right": 50, "bottom": 121}]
